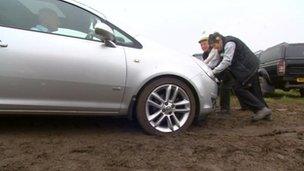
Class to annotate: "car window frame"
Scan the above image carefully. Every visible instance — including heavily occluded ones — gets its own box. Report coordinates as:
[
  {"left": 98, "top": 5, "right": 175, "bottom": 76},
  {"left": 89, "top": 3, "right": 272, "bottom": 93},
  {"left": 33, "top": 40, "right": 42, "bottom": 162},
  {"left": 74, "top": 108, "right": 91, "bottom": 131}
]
[
  {"left": 104, "top": 20, "right": 143, "bottom": 49},
  {"left": 0, "top": 0, "right": 143, "bottom": 49}
]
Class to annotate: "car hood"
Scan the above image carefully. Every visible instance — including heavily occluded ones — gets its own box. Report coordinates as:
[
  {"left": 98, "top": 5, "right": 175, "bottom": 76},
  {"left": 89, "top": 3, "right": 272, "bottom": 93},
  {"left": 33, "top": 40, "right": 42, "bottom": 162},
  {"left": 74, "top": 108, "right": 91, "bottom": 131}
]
[{"left": 124, "top": 35, "right": 214, "bottom": 80}]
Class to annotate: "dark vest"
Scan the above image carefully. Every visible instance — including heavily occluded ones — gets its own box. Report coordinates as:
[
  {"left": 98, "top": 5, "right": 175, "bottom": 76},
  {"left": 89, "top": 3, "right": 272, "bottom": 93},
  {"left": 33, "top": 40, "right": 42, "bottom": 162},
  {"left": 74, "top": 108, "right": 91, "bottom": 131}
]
[
  {"left": 202, "top": 49, "right": 210, "bottom": 60},
  {"left": 221, "top": 36, "right": 259, "bottom": 85}
]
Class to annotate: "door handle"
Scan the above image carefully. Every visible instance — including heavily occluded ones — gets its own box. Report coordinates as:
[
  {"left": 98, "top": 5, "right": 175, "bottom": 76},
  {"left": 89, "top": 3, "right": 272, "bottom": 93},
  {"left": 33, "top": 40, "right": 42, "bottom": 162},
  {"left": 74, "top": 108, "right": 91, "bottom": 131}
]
[{"left": 0, "top": 41, "right": 8, "bottom": 48}]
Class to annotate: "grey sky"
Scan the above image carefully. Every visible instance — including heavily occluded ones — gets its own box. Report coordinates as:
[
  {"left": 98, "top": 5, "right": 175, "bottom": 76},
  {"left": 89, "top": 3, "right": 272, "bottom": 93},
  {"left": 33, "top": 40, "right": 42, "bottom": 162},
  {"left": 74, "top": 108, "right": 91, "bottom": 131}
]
[{"left": 79, "top": 0, "right": 304, "bottom": 55}]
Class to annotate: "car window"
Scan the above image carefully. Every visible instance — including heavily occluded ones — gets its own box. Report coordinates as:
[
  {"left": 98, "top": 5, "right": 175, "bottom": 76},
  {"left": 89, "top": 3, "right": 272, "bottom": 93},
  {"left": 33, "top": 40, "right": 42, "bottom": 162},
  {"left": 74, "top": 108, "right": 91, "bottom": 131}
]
[
  {"left": 0, "top": 0, "right": 142, "bottom": 48},
  {"left": 0, "top": 0, "right": 36, "bottom": 29},
  {"left": 113, "top": 29, "right": 133, "bottom": 45},
  {"left": 260, "top": 44, "right": 285, "bottom": 62},
  {"left": 18, "top": 0, "right": 65, "bottom": 17},
  {"left": 286, "top": 44, "right": 304, "bottom": 58},
  {"left": 0, "top": 0, "right": 103, "bottom": 41}
]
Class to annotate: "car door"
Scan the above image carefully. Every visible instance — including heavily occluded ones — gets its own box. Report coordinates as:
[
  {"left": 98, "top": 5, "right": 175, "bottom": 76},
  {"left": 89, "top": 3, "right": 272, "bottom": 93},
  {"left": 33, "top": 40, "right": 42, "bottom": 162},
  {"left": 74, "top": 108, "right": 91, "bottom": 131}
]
[{"left": 0, "top": 0, "right": 126, "bottom": 114}]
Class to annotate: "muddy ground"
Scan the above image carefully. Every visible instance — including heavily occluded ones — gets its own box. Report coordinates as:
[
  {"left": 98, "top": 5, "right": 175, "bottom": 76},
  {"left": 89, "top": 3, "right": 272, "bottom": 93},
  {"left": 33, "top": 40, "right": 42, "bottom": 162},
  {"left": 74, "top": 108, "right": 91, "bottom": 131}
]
[{"left": 0, "top": 96, "right": 303, "bottom": 171}]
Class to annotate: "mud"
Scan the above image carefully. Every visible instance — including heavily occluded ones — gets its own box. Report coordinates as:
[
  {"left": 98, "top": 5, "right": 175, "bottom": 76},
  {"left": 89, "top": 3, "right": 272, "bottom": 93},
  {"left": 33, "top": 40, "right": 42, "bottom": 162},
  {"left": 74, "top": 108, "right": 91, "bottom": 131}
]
[{"left": 0, "top": 99, "right": 303, "bottom": 170}]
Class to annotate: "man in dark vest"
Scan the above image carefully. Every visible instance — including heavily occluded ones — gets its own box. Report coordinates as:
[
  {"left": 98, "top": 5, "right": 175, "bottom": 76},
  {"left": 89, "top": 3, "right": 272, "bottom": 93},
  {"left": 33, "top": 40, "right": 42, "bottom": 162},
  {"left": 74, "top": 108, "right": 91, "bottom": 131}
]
[{"left": 208, "top": 32, "right": 272, "bottom": 122}]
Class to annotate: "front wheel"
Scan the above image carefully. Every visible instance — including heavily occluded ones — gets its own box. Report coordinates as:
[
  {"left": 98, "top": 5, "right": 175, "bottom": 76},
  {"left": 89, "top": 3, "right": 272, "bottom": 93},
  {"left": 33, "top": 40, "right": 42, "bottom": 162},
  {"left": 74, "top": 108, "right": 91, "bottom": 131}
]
[{"left": 136, "top": 77, "right": 196, "bottom": 135}]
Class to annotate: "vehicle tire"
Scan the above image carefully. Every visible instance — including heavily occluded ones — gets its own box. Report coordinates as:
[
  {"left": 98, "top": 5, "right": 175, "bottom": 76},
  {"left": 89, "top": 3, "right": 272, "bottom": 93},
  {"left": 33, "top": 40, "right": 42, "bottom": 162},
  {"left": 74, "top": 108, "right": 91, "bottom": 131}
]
[
  {"left": 300, "top": 89, "right": 304, "bottom": 97},
  {"left": 259, "top": 76, "right": 267, "bottom": 96},
  {"left": 259, "top": 76, "right": 274, "bottom": 96},
  {"left": 136, "top": 77, "right": 196, "bottom": 135}
]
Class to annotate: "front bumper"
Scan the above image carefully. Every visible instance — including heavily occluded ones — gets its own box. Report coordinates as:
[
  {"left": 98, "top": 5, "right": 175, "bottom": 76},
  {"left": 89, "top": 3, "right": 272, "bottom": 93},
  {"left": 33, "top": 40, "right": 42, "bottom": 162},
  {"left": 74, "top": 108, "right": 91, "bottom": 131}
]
[{"left": 190, "top": 74, "right": 218, "bottom": 120}]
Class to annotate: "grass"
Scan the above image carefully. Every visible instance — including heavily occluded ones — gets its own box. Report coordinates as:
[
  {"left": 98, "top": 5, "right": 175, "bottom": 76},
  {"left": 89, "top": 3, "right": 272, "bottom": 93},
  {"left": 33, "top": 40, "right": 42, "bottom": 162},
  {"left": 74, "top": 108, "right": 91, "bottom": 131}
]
[
  {"left": 267, "top": 89, "right": 301, "bottom": 98},
  {"left": 227, "top": 89, "right": 304, "bottom": 108},
  {"left": 265, "top": 89, "right": 304, "bottom": 104}
]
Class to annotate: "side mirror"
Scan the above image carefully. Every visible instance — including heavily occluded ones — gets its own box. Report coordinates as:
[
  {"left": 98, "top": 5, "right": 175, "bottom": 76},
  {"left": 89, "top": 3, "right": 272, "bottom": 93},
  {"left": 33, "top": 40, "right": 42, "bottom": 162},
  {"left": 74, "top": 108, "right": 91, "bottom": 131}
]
[{"left": 95, "top": 23, "right": 116, "bottom": 47}]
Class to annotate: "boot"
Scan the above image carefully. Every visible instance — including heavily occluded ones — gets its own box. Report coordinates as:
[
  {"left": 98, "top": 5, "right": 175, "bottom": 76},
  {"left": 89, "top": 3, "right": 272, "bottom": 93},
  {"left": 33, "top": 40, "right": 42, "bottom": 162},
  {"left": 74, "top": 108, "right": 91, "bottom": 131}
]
[{"left": 251, "top": 107, "right": 272, "bottom": 122}]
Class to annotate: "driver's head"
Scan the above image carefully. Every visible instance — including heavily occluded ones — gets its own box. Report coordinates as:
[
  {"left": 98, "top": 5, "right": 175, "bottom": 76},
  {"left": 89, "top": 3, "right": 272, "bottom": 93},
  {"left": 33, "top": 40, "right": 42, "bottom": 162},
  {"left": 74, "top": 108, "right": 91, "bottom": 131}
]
[{"left": 38, "top": 8, "right": 60, "bottom": 32}]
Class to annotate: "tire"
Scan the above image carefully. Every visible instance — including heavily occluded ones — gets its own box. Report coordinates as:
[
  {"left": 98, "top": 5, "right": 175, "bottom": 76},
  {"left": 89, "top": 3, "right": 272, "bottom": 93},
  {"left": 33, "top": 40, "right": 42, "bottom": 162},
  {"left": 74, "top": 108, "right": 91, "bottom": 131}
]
[
  {"left": 136, "top": 77, "right": 196, "bottom": 135},
  {"left": 259, "top": 76, "right": 267, "bottom": 96},
  {"left": 300, "top": 89, "right": 304, "bottom": 97},
  {"left": 259, "top": 76, "right": 274, "bottom": 96}
]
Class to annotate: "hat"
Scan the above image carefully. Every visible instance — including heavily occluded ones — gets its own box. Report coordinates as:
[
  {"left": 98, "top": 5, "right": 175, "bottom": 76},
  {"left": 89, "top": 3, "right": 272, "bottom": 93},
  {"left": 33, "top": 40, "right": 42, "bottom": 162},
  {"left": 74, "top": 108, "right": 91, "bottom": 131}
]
[{"left": 198, "top": 31, "right": 210, "bottom": 43}]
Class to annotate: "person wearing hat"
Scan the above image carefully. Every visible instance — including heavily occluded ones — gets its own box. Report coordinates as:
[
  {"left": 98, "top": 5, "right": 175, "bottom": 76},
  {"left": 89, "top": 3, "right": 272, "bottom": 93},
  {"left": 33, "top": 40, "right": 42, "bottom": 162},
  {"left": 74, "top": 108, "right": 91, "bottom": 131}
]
[
  {"left": 208, "top": 32, "right": 271, "bottom": 122},
  {"left": 198, "top": 33, "right": 222, "bottom": 69},
  {"left": 198, "top": 34, "right": 212, "bottom": 61},
  {"left": 199, "top": 33, "right": 235, "bottom": 116}
]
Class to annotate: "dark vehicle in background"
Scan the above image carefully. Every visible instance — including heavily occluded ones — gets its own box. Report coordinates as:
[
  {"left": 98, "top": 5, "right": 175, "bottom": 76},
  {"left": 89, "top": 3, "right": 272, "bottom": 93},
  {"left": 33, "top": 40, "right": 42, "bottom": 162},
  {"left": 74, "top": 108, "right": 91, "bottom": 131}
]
[{"left": 258, "top": 43, "right": 304, "bottom": 97}]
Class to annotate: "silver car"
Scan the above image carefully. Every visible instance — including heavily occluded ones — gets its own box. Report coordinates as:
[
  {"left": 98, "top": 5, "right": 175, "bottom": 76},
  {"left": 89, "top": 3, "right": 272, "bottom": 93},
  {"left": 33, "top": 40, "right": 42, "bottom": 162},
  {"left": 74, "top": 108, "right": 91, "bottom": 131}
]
[{"left": 0, "top": 0, "right": 217, "bottom": 135}]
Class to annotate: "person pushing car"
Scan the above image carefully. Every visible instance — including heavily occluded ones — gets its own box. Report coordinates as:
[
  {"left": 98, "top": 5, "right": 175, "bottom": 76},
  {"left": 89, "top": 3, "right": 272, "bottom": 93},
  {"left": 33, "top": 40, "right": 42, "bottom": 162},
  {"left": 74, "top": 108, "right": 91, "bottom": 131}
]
[{"left": 208, "top": 32, "right": 272, "bottom": 122}]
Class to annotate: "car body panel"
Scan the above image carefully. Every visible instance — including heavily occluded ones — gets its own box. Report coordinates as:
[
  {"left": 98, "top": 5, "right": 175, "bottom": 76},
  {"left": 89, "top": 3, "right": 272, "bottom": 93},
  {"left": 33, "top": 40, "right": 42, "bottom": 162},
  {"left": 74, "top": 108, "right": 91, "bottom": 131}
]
[
  {"left": 0, "top": 0, "right": 217, "bottom": 118},
  {"left": 119, "top": 37, "right": 218, "bottom": 117},
  {"left": 0, "top": 26, "right": 126, "bottom": 113}
]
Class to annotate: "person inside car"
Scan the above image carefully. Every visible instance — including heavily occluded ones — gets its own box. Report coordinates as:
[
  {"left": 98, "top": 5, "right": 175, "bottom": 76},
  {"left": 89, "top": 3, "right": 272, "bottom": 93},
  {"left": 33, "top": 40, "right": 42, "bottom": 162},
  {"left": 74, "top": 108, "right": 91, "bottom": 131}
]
[{"left": 31, "top": 8, "right": 60, "bottom": 32}]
